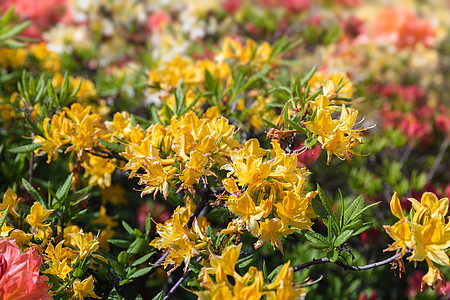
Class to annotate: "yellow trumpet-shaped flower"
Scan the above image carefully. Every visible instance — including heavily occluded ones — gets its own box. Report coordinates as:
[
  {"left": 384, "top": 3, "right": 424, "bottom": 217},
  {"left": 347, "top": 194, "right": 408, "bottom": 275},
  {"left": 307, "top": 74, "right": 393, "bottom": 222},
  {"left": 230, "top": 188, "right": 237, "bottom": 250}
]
[
  {"left": 408, "top": 216, "right": 450, "bottom": 267},
  {"left": 26, "top": 202, "right": 54, "bottom": 237},
  {"left": 71, "top": 275, "right": 100, "bottom": 300},
  {"left": 408, "top": 192, "right": 448, "bottom": 224},
  {"left": 0, "top": 188, "right": 21, "bottom": 218}
]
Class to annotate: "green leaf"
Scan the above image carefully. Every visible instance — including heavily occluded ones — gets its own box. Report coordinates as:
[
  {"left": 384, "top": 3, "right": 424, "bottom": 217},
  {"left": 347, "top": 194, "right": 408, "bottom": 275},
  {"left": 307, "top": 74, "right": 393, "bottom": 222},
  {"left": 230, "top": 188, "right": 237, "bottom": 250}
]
[
  {"left": 334, "top": 230, "right": 353, "bottom": 247},
  {"left": 7, "top": 143, "right": 41, "bottom": 154},
  {"left": 343, "top": 195, "right": 364, "bottom": 225},
  {"left": 21, "top": 178, "right": 46, "bottom": 208},
  {"left": 353, "top": 222, "right": 374, "bottom": 236},
  {"left": 261, "top": 117, "right": 281, "bottom": 130},
  {"left": 0, "top": 20, "right": 30, "bottom": 41},
  {"left": 237, "top": 254, "right": 256, "bottom": 269},
  {"left": 268, "top": 265, "right": 283, "bottom": 282},
  {"left": 317, "top": 185, "right": 338, "bottom": 231},
  {"left": 131, "top": 251, "right": 155, "bottom": 267},
  {"left": 108, "top": 288, "right": 124, "bottom": 300},
  {"left": 122, "top": 221, "right": 134, "bottom": 236},
  {"left": 55, "top": 173, "right": 73, "bottom": 201},
  {"left": 352, "top": 202, "right": 380, "bottom": 221},
  {"left": 127, "top": 238, "right": 146, "bottom": 255},
  {"left": 301, "top": 66, "right": 317, "bottom": 85},
  {"left": 99, "top": 139, "right": 125, "bottom": 153},
  {"left": 312, "top": 198, "right": 329, "bottom": 223},
  {"left": 152, "top": 291, "right": 164, "bottom": 300},
  {"left": 108, "top": 239, "right": 131, "bottom": 248},
  {"left": 188, "top": 260, "right": 203, "bottom": 273},
  {"left": 327, "top": 250, "right": 339, "bottom": 263},
  {"left": 145, "top": 213, "right": 151, "bottom": 239},
  {"left": 304, "top": 231, "right": 329, "bottom": 248},
  {"left": 129, "top": 266, "right": 153, "bottom": 279},
  {"left": 0, "top": 206, "right": 9, "bottom": 228}
]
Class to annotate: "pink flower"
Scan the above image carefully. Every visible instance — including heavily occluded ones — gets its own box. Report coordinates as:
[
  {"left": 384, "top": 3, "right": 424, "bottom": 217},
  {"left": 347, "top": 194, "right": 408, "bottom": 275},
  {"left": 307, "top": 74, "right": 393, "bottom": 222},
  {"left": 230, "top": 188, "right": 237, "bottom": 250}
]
[
  {"left": 0, "top": 0, "right": 67, "bottom": 38},
  {"left": 296, "top": 145, "right": 321, "bottom": 167},
  {"left": 282, "top": 0, "right": 310, "bottom": 14},
  {"left": 221, "top": 0, "right": 241, "bottom": 14},
  {"left": 0, "top": 238, "right": 51, "bottom": 300},
  {"left": 147, "top": 11, "right": 170, "bottom": 33}
]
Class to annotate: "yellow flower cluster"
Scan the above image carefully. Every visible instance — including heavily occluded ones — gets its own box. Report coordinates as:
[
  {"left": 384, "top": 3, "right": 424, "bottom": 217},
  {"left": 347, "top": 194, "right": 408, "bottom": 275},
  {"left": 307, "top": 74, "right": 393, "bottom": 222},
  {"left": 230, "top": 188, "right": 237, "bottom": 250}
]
[
  {"left": 52, "top": 73, "right": 97, "bottom": 101},
  {"left": 123, "top": 111, "right": 239, "bottom": 198},
  {"left": 222, "top": 139, "right": 317, "bottom": 254},
  {"left": 150, "top": 199, "right": 209, "bottom": 273},
  {"left": 384, "top": 192, "right": 450, "bottom": 289},
  {"left": 0, "top": 189, "right": 102, "bottom": 298},
  {"left": 149, "top": 37, "right": 273, "bottom": 91},
  {"left": 149, "top": 55, "right": 230, "bottom": 89},
  {"left": 304, "top": 75, "right": 367, "bottom": 164},
  {"left": 195, "top": 244, "right": 306, "bottom": 299},
  {"left": 0, "top": 43, "right": 61, "bottom": 72},
  {"left": 33, "top": 104, "right": 132, "bottom": 187}
]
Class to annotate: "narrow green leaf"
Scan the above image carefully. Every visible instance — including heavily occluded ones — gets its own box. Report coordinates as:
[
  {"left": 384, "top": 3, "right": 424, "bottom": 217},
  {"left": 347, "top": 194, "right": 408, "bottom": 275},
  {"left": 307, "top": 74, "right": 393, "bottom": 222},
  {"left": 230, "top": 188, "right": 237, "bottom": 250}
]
[
  {"left": 334, "top": 230, "right": 353, "bottom": 247},
  {"left": 317, "top": 185, "right": 338, "bottom": 230},
  {"left": 145, "top": 213, "right": 151, "bottom": 239},
  {"left": 127, "top": 238, "right": 146, "bottom": 255},
  {"left": 21, "top": 178, "right": 46, "bottom": 208},
  {"left": 260, "top": 117, "right": 280, "bottom": 130},
  {"left": 56, "top": 173, "right": 73, "bottom": 201},
  {"left": 312, "top": 198, "right": 329, "bottom": 223},
  {"left": 7, "top": 143, "right": 41, "bottom": 154},
  {"left": 129, "top": 266, "right": 153, "bottom": 279},
  {"left": 0, "top": 20, "right": 30, "bottom": 40},
  {"left": 301, "top": 66, "right": 317, "bottom": 85},
  {"left": 353, "top": 222, "right": 374, "bottom": 236},
  {"left": 237, "top": 254, "right": 256, "bottom": 269},
  {"left": 304, "top": 231, "right": 329, "bottom": 248},
  {"left": 131, "top": 251, "right": 155, "bottom": 267},
  {"left": 0, "top": 206, "right": 10, "bottom": 228},
  {"left": 152, "top": 291, "right": 164, "bottom": 300},
  {"left": 122, "top": 221, "right": 134, "bottom": 236},
  {"left": 98, "top": 139, "right": 125, "bottom": 153},
  {"left": 343, "top": 195, "right": 364, "bottom": 225},
  {"left": 108, "top": 239, "right": 131, "bottom": 248},
  {"left": 268, "top": 265, "right": 283, "bottom": 282}
]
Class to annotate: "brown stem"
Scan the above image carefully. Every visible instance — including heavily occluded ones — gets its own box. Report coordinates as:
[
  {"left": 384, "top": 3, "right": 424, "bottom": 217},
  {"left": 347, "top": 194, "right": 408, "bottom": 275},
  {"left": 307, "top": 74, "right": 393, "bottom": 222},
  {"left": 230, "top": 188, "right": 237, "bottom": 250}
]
[{"left": 293, "top": 250, "right": 408, "bottom": 272}]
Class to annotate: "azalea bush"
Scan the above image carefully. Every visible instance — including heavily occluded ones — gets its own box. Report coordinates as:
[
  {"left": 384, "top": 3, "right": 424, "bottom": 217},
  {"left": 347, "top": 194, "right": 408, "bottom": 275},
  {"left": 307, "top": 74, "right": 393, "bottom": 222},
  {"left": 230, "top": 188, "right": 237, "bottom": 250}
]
[{"left": 0, "top": 1, "right": 449, "bottom": 299}]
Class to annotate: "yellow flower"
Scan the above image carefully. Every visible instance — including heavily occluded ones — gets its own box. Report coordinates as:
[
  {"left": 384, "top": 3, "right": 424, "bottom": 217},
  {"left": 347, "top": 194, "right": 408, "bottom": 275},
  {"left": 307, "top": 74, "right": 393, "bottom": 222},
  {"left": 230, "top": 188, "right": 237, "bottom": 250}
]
[
  {"left": 274, "top": 190, "right": 315, "bottom": 230},
  {"left": 408, "top": 192, "right": 448, "bottom": 224},
  {"left": 72, "top": 275, "right": 100, "bottom": 300},
  {"left": 9, "top": 229, "right": 32, "bottom": 249},
  {"left": 383, "top": 193, "right": 412, "bottom": 255},
  {"left": 101, "top": 184, "right": 127, "bottom": 206},
  {"left": 408, "top": 216, "right": 450, "bottom": 266},
  {"left": 82, "top": 155, "right": 116, "bottom": 188},
  {"left": 0, "top": 188, "right": 21, "bottom": 218},
  {"left": 0, "top": 221, "right": 13, "bottom": 237},
  {"left": 254, "top": 218, "right": 295, "bottom": 255},
  {"left": 91, "top": 205, "right": 118, "bottom": 227},
  {"left": 422, "top": 258, "right": 445, "bottom": 289},
  {"left": 26, "top": 202, "right": 54, "bottom": 237},
  {"left": 45, "top": 258, "right": 73, "bottom": 280},
  {"left": 227, "top": 192, "right": 265, "bottom": 237},
  {"left": 69, "top": 229, "right": 100, "bottom": 259}
]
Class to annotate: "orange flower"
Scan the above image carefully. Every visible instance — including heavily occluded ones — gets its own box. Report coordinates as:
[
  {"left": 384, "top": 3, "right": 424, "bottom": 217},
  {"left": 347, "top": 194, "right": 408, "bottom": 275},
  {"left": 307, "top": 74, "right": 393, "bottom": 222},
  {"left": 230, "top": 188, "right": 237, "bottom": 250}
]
[{"left": 0, "top": 238, "right": 51, "bottom": 299}]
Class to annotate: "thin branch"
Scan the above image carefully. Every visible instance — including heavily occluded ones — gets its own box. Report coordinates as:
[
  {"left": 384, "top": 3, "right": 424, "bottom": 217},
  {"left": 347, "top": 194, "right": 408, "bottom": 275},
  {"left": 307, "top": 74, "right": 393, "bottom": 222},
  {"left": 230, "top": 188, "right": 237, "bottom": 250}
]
[
  {"left": 163, "top": 256, "right": 202, "bottom": 300},
  {"left": 293, "top": 250, "right": 408, "bottom": 272},
  {"left": 427, "top": 138, "right": 450, "bottom": 181}
]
